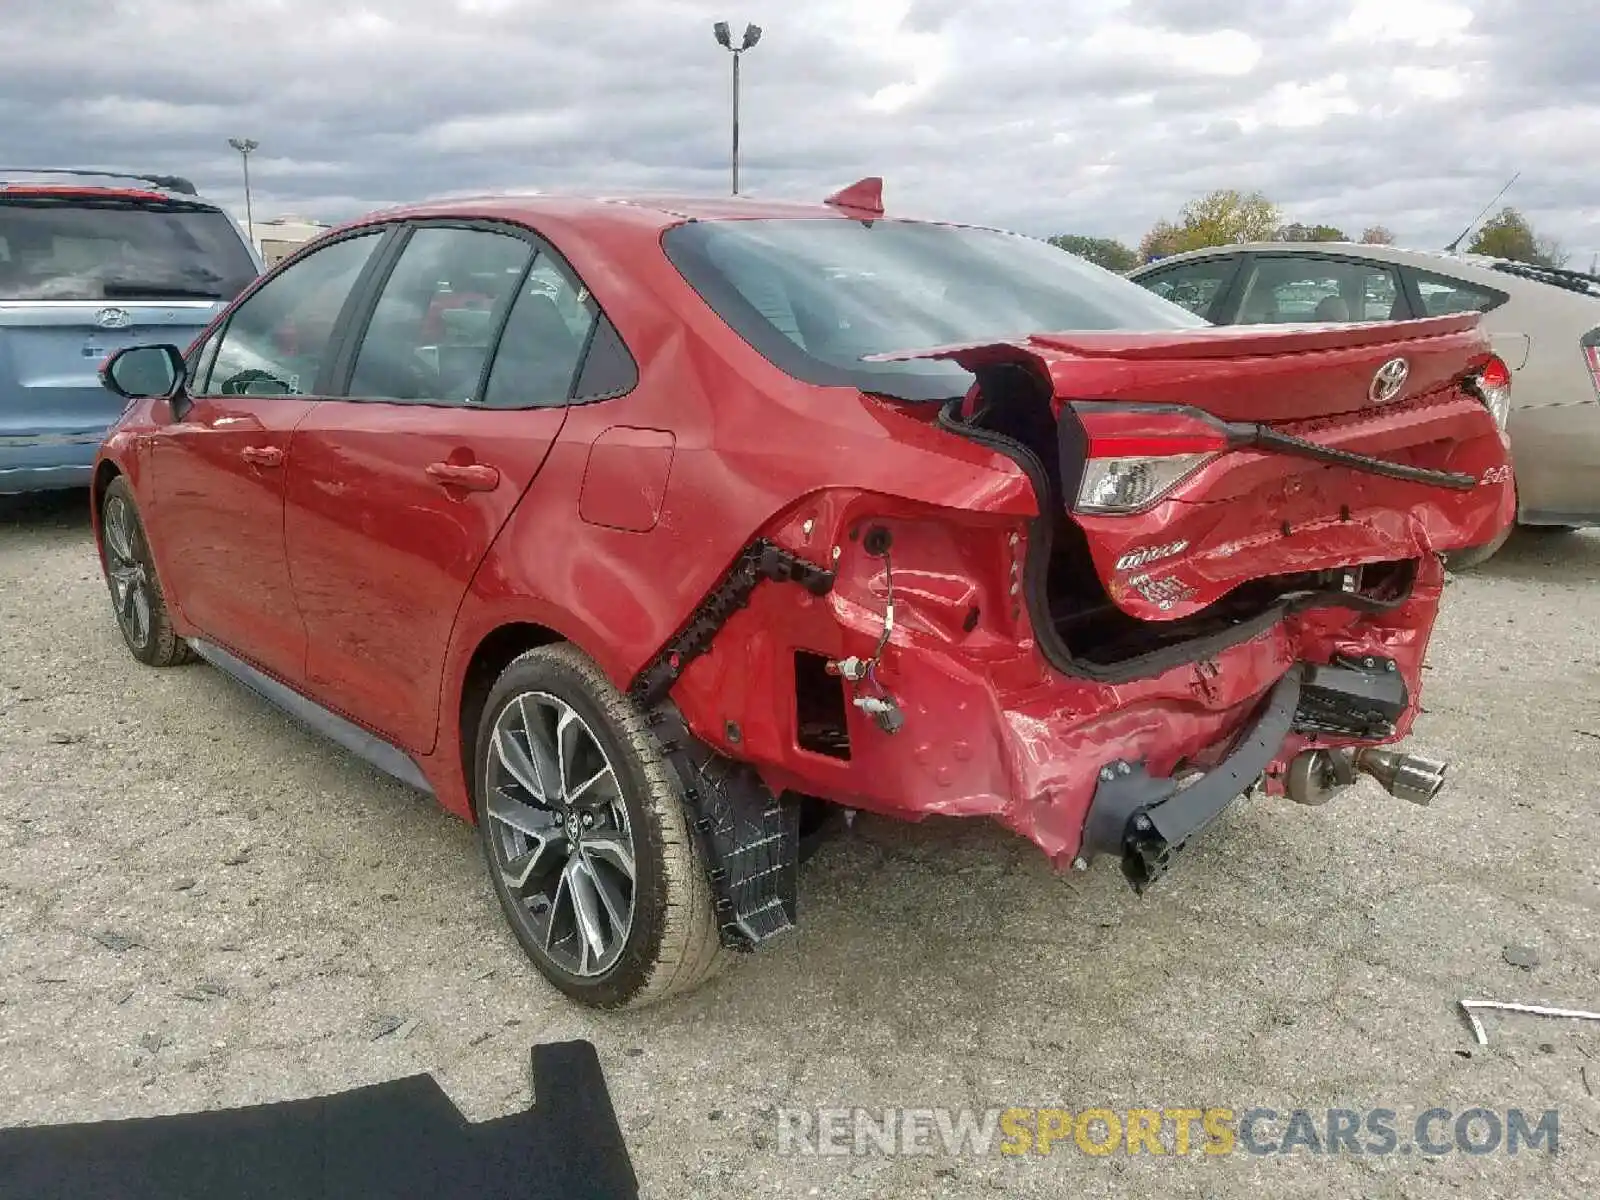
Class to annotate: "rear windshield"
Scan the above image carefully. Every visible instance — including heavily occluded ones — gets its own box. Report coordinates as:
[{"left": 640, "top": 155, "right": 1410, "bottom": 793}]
[
  {"left": 0, "top": 198, "right": 258, "bottom": 302},
  {"left": 664, "top": 218, "right": 1205, "bottom": 401}
]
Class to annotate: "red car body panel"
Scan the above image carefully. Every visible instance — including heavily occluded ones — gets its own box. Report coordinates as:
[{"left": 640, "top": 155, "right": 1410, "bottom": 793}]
[
  {"left": 148, "top": 393, "right": 318, "bottom": 685},
  {"left": 281, "top": 399, "right": 569, "bottom": 755},
  {"left": 91, "top": 193, "right": 1514, "bottom": 870}
]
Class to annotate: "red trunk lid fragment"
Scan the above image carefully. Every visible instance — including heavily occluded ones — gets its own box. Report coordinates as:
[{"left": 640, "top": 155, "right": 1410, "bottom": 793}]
[{"left": 875, "top": 315, "right": 1514, "bottom": 620}]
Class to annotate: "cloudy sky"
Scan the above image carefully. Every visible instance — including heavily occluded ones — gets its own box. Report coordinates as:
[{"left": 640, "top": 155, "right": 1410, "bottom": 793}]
[{"left": 3, "top": 0, "right": 1595, "bottom": 263}]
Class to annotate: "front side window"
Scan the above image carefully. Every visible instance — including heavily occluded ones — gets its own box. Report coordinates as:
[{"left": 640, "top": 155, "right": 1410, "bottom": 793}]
[
  {"left": 0, "top": 196, "right": 258, "bottom": 302},
  {"left": 1133, "top": 258, "right": 1238, "bottom": 319},
  {"left": 1233, "top": 256, "right": 1404, "bottom": 324},
  {"left": 481, "top": 254, "right": 599, "bottom": 409},
  {"left": 664, "top": 218, "right": 1205, "bottom": 401},
  {"left": 205, "top": 232, "right": 382, "bottom": 396},
  {"left": 347, "top": 226, "right": 532, "bottom": 405}
]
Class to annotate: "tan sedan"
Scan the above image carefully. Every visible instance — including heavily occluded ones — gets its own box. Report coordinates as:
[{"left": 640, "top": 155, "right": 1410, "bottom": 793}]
[{"left": 1128, "top": 243, "right": 1600, "bottom": 566}]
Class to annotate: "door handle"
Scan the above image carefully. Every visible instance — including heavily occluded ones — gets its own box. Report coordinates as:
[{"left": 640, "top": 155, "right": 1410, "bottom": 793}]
[
  {"left": 240, "top": 445, "right": 284, "bottom": 468},
  {"left": 425, "top": 461, "right": 500, "bottom": 492}
]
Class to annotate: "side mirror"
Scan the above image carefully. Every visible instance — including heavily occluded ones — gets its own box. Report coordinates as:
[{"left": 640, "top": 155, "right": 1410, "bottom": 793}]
[{"left": 100, "top": 344, "right": 187, "bottom": 401}]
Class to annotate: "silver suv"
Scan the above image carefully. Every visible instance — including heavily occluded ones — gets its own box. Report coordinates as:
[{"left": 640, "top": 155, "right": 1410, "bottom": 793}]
[{"left": 1, "top": 168, "right": 260, "bottom": 493}]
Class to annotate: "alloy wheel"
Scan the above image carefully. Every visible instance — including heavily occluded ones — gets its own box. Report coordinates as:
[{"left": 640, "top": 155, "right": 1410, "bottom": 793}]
[
  {"left": 102, "top": 495, "right": 152, "bottom": 651},
  {"left": 484, "top": 692, "right": 637, "bottom": 978}
]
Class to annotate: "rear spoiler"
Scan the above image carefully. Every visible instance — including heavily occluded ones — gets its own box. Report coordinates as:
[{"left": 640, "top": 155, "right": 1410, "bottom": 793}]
[{"left": 866, "top": 312, "right": 1484, "bottom": 366}]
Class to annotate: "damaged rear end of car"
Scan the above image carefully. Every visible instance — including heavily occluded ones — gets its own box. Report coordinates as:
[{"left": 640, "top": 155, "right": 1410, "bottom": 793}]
[
  {"left": 839, "top": 314, "right": 1514, "bottom": 886},
  {"left": 658, "top": 212, "right": 1513, "bottom": 904}
]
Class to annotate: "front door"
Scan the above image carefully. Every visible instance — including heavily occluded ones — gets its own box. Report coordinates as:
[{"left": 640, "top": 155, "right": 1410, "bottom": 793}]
[
  {"left": 148, "top": 230, "right": 389, "bottom": 683},
  {"left": 284, "top": 225, "right": 600, "bottom": 753}
]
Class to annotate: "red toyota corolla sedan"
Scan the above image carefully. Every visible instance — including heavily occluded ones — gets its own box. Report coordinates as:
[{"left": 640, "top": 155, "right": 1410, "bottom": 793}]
[{"left": 91, "top": 180, "right": 1514, "bottom": 1009}]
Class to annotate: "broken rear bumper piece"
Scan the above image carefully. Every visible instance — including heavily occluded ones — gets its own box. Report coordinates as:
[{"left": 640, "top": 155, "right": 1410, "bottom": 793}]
[{"left": 1079, "top": 667, "right": 1303, "bottom": 891}]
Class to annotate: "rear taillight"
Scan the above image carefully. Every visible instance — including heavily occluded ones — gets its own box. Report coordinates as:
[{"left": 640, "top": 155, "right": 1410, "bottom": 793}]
[
  {"left": 1583, "top": 332, "right": 1600, "bottom": 399},
  {"left": 1466, "top": 354, "right": 1512, "bottom": 430},
  {"left": 1072, "top": 406, "right": 1229, "bottom": 514}
]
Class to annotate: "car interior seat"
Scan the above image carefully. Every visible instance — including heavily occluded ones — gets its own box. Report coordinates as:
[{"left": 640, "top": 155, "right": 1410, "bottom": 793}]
[
  {"left": 1239, "top": 285, "right": 1281, "bottom": 324},
  {"left": 1312, "top": 295, "right": 1351, "bottom": 322}
]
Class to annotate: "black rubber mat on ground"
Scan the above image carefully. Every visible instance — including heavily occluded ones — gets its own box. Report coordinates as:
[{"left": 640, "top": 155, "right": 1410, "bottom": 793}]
[{"left": 0, "top": 1040, "right": 638, "bottom": 1199}]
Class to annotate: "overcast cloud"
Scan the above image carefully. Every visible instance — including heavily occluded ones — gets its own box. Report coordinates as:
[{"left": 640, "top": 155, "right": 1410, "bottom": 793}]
[{"left": 2, "top": 0, "right": 1595, "bottom": 262}]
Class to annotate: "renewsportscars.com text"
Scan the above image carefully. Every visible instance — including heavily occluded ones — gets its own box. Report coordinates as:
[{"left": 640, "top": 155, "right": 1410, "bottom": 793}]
[{"left": 775, "top": 1106, "right": 1560, "bottom": 1158}]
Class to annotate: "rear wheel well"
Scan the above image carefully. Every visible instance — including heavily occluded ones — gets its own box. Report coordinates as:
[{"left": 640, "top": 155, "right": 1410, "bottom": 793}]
[{"left": 458, "top": 622, "right": 565, "bottom": 816}]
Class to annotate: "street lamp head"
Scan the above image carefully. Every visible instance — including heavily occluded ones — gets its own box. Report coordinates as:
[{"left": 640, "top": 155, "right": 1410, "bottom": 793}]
[
  {"left": 713, "top": 21, "right": 732, "bottom": 48},
  {"left": 228, "top": 137, "right": 259, "bottom": 155},
  {"left": 741, "top": 23, "right": 761, "bottom": 50}
]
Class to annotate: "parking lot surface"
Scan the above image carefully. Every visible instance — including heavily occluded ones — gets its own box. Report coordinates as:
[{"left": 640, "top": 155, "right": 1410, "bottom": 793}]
[{"left": 2, "top": 490, "right": 1597, "bottom": 1198}]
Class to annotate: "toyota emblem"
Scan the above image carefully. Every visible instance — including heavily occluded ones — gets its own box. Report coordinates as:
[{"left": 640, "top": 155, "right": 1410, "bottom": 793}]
[
  {"left": 1369, "top": 357, "right": 1410, "bottom": 404},
  {"left": 95, "top": 307, "right": 133, "bottom": 330}
]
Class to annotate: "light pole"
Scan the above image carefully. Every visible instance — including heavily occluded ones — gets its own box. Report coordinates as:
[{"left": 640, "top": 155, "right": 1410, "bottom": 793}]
[
  {"left": 713, "top": 22, "right": 761, "bottom": 195},
  {"left": 227, "top": 137, "right": 259, "bottom": 246}
]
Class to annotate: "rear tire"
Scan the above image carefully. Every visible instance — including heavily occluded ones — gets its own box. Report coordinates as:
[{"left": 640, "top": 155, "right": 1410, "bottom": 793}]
[
  {"left": 472, "top": 644, "right": 727, "bottom": 1009},
  {"left": 97, "top": 477, "right": 192, "bottom": 667},
  {"left": 1442, "top": 523, "right": 1512, "bottom": 572}
]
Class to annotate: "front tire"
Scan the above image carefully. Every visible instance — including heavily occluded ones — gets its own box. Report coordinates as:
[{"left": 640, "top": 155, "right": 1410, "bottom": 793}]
[
  {"left": 472, "top": 644, "right": 726, "bottom": 1009},
  {"left": 97, "top": 477, "right": 192, "bottom": 667}
]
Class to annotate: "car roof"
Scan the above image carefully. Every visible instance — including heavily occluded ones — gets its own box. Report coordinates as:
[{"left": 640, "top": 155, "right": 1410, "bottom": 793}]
[
  {"left": 0, "top": 167, "right": 215, "bottom": 205},
  {"left": 1131, "top": 241, "right": 1600, "bottom": 302},
  {"left": 1132, "top": 241, "right": 1483, "bottom": 270},
  {"left": 336, "top": 191, "right": 941, "bottom": 239}
]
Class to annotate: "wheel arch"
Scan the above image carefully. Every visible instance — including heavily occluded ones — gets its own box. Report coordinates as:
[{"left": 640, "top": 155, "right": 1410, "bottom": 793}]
[
  {"left": 91, "top": 459, "right": 123, "bottom": 526},
  {"left": 455, "top": 621, "right": 568, "bottom": 819}
]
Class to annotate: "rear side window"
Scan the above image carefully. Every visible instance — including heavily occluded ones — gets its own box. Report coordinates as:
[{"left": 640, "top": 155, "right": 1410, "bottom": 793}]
[
  {"left": 1407, "top": 270, "right": 1507, "bottom": 316},
  {"left": 0, "top": 197, "right": 258, "bottom": 302},
  {"left": 481, "top": 255, "right": 600, "bottom": 409},
  {"left": 205, "top": 232, "right": 382, "bottom": 396},
  {"left": 1133, "top": 258, "right": 1237, "bottom": 319},
  {"left": 346, "top": 226, "right": 533, "bottom": 405},
  {"left": 1233, "top": 257, "right": 1405, "bottom": 324}
]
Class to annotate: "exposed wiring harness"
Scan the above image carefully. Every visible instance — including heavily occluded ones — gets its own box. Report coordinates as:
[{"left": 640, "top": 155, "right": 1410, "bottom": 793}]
[{"left": 828, "top": 526, "right": 905, "bottom": 733}]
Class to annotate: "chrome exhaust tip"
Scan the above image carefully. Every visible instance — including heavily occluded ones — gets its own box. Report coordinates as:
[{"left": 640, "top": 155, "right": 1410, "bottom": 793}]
[{"left": 1355, "top": 748, "right": 1448, "bottom": 806}]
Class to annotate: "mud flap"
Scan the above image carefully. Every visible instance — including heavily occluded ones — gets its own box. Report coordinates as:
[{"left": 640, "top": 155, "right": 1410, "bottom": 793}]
[
  {"left": 1080, "top": 666, "right": 1304, "bottom": 892},
  {"left": 646, "top": 702, "right": 800, "bottom": 950}
]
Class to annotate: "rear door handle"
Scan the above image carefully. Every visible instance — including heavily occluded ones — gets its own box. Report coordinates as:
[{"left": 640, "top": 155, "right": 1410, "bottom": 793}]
[
  {"left": 240, "top": 445, "right": 284, "bottom": 468},
  {"left": 425, "top": 462, "right": 500, "bottom": 492}
]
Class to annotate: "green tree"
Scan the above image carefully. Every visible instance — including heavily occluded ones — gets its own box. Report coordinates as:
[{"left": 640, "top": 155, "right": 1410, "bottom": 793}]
[
  {"left": 1278, "top": 222, "right": 1348, "bottom": 242},
  {"left": 1360, "top": 225, "right": 1395, "bottom": 245},
  {"left": 1467, "top": 207, "right": 1567, "bottom": 267},
  {"left": 1139, "top": 190, "right": 1281, "bottom": 261},
  {"left": 1047, "top": 234, "right": 1139, "bottom": 273},
  {"left": 1138, "top": 219, "right": 1186, "bottom": 263}
]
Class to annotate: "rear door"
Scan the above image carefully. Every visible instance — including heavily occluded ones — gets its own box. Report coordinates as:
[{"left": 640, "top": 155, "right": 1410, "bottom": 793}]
[
  {"left": 283, "top": 222, "right": 600, "bottom": 754},
  {"left": 148, "top": 229, "right": 390, "bottom": 683},
  {"left": 0, "top": 191, "right": 257, "bottom": 478}
]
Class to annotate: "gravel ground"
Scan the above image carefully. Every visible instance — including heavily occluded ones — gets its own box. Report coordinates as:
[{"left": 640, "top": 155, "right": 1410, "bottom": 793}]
[{"left": 2, "top": 489, "right": 1597, "bottom": 1199}]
